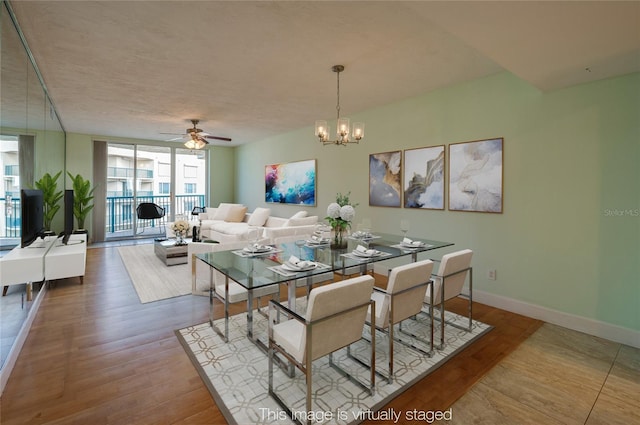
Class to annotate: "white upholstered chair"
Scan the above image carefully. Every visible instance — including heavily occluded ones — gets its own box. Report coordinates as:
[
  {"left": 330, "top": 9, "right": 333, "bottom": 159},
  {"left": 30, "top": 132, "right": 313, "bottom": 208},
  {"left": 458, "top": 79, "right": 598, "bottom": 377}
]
[
  {"left": 367, "top": 259, "right": 434, "bottom": 383},
  {"left": 423, "top": 249, "right": 473, "bottom": 349},
  {"left": 189, "top": 239, "right": 280, "bottom": 342},
  {"left": 268, "top": 275, "right": 375, "bottom": 424}
]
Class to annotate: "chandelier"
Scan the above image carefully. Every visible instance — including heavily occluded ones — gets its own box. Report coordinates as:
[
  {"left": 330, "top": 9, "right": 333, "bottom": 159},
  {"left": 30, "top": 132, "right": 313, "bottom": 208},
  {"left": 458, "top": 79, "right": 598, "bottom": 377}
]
[
  {"left": 184, "top": 134, "right": 207, "bottom": 150},
  {"left": 315, "top": 65, "right": 364, "bottom": 146}
]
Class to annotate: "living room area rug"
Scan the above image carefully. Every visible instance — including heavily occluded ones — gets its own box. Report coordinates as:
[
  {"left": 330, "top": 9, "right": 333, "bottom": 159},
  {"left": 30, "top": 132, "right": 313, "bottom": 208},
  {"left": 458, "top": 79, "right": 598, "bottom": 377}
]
[
  {"left": 118, "top": 244, "right": 192, "bottom": 303},
  {"left": 176, "top": 299, "right": 492, "bottom": 425}
]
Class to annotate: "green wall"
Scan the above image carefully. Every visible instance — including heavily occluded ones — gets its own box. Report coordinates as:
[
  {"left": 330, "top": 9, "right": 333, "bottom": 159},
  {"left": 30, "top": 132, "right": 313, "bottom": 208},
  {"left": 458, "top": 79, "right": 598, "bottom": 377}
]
[{"left": 236, "top": 71, "right": 640, "bottom": 332}]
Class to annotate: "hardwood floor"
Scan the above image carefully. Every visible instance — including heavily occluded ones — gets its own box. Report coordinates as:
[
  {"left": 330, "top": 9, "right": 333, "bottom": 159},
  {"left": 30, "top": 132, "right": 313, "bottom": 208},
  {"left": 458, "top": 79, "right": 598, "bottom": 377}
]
[{"left": 1, "top": 245, "right": 636, "bottom": 424}]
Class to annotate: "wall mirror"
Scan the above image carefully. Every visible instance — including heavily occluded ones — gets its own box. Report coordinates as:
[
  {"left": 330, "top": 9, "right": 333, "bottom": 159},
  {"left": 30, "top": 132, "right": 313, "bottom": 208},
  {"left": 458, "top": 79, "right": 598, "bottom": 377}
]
[{"left": 1, "top": 1, "right": 67, "bottom": 376}]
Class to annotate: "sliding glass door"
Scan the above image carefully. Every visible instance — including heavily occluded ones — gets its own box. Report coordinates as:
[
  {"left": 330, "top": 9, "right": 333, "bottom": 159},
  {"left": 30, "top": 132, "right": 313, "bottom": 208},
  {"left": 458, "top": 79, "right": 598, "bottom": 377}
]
[
  {"left": 104, "top": 143, "right": 207, "bottom": 240},
  {"left": 0, "top": 135, "right": 20, "bottom": 247},
  {"left": 175, "top": 148, "right": 207, "bottom": 217}
]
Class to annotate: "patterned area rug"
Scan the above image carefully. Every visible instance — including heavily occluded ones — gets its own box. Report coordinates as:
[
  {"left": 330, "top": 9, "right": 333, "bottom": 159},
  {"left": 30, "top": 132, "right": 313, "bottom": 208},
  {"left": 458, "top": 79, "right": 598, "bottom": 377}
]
[{"left": 177, "top": 299, "right": 492, "bottom": 425}]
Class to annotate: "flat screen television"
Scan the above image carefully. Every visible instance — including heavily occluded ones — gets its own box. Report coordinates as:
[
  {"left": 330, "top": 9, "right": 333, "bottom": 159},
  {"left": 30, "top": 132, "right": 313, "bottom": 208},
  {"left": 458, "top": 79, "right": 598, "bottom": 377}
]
[
  {"left": 20, "top": 189, "right": 44, "bottom": 248},
  {"left": 62, "top": 189, "right": 74, "bottom": 245}
]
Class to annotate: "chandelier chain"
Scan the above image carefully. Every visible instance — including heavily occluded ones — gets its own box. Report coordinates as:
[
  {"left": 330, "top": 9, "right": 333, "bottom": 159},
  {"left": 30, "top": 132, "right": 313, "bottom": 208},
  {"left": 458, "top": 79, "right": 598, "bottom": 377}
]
[{"left": 336, "top": 69, "right": 341, "bottom": 120}]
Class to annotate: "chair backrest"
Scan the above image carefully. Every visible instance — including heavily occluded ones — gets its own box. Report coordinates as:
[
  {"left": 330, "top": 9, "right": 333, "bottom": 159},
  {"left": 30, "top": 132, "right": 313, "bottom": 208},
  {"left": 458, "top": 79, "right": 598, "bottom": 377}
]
[
  {"left": 136, "top": 202, "right": 165, "bottom": 219},
  {"left": 304, "top": 275, "right": 374, "bottom": 361},
  {"left": 434, "top": 249, "right": 473, "bottom": 302},
  {"left": 384, "top": 259, "right": 434, "bottom": 326}
]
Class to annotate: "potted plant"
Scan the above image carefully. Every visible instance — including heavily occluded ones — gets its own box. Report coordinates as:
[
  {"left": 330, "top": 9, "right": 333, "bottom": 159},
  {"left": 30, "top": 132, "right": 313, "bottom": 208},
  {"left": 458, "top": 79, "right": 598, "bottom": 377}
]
[
  {"left": 34, "top": 171, "right": 63, "bottom": 233},
  {"left": 67, "top": 172, "right": 96, "bottom": 231}
]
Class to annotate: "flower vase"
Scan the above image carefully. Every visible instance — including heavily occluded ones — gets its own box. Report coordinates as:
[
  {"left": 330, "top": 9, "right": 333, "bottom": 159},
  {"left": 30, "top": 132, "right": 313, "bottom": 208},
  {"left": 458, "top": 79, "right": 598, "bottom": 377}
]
[
  {"left": 331, "top": 227, "right": 348, "bottom": 249},
  {"left": 175, "top": 232, "right": 186, "bottom": 246}
]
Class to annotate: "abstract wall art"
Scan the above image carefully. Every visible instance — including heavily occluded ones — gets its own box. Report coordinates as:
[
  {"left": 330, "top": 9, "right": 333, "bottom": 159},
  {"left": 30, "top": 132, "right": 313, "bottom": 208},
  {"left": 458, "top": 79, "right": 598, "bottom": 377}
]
[
  {"left": 265, "top": 159, "right": 316, "bottom": 205},
  {"left": 448, "top": 138, "right": 503, "bottom": 213},
  {"left": 403, "top": 145, "right": 445, "bottom": 210},
  {"left": 369, "top": 150, "right": 402, "bottom": 208}
]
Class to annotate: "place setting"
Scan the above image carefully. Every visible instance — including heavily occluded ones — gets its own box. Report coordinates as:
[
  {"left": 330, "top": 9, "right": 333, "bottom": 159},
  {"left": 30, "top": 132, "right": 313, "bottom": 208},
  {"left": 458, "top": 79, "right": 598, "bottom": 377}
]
[
  {"left": 349, "top": 229, "right": 381, "bottom": 241},
  {"left": 269, "top": 255, "right": 330, "bottom": 277},
  {"left": 305, "top": 234, "right": 331, "bottom": 247},
  {"left": 232, "top": 242, "right": 282, "bottom": 257},
  {"left": 391, "top": 237, "right": 434, "bottom": 251},
  {"left": 342, "top": 244, "right": 391, "bottom": 261}
]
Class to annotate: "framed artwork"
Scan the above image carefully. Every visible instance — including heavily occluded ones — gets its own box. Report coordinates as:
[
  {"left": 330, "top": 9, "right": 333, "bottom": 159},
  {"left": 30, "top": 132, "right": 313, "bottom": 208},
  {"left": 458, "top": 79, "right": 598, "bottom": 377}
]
[
  {"left": 369, "top": 150, "right": 402, "bottom": 208},
  {"left": 448, "top": 137, "right": 503, "bottom": 213},
  {"left": 265, "top": 159, "right": 316, "bottom": 205},
  {"left": 403, "top": 145, "right": 445, "bottom": 210}
]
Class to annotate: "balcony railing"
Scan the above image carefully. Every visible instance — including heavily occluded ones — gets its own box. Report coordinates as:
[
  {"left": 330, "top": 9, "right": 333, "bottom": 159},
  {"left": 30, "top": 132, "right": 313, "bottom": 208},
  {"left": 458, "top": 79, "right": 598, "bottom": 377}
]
[
  {"left": 2, "top": 194, "right": 205, "bottom": 239},
  {"left": 106, "top": 194, "right": 205, "bottom": 235},
  {"left": 1, "top": 196, "right": 21, "bottom": 237},
  {"left": 107, "top": 167, "right": 153, "bottom": 179}
]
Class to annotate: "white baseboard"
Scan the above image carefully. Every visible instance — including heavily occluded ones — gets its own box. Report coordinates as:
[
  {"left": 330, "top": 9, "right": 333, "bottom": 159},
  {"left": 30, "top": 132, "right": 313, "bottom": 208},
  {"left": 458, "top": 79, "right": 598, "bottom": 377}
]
[
  {"left": 473, "top": 289, "right": 640, "bottom": 349},
  {"left": 0, "top": 284, "right": 47, "bottom": 395}
]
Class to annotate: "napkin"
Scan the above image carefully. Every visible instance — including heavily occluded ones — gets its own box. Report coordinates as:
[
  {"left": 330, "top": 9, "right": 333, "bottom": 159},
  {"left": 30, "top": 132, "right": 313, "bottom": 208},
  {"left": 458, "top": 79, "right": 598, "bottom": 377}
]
[
  {"left": 309, "top": 235, "right": 328, "bottom": 243},
  {"left": 245, "top": 243, "right": 270, "bottom": 252},
  {"left": 402, "top": 237, "right": 424, "bottom": 247},
  {"left": 355, "top": 244, "right": 378, "bottom": 256},
  {"left": 287, "top": 255, "right": 314, "bottom": 269},
  {"left": 352, "top": 231, "right": 373, "bottom": 238}
]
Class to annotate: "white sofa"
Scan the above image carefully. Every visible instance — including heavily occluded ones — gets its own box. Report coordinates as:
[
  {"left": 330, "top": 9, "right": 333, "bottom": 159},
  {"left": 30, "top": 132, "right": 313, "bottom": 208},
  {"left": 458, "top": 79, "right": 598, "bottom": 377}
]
[{"left": 198, "top": 203, "right": 319, "bottom": 244}]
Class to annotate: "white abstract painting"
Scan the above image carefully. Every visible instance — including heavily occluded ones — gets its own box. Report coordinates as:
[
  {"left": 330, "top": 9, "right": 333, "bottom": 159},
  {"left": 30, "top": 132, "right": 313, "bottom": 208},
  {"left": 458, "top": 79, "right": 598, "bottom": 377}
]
[
  {"left": 404, "top": 146, "right": 445, "bottom": 210},
  {"left": 449, "top": 138, "right": 503, "bottom": 213}
]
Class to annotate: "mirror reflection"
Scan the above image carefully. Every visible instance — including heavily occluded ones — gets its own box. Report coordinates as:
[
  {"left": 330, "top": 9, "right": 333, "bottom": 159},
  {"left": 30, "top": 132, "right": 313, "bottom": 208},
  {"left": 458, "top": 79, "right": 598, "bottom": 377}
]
[{"left": 0, "top": 2, "right": 66, "bottom": 371}]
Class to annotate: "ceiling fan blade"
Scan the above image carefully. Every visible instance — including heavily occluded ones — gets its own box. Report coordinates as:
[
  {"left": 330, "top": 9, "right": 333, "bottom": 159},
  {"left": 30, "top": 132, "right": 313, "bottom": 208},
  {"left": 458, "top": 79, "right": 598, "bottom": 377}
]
[
  {"left": 160, "top": 132, "right": 184, "bottom": 135},
  {"left": 165, "top": 136, "right": 185, "bottom": 142},
  {"left": 204, "top": 135, "right": 232, "bottom": 142}
]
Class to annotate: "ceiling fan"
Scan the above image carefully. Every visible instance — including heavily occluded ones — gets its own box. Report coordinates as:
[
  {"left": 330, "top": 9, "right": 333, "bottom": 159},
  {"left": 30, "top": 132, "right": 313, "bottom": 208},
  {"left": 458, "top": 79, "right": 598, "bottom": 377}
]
[{"left": 163, "top": 119, "right": 232, "bottom": 149}]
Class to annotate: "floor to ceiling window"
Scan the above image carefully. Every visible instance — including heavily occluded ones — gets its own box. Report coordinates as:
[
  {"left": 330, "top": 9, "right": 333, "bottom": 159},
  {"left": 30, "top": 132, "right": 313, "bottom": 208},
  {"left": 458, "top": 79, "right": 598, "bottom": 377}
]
[
  {"left": 104, "top": 143, "right": 207, "bottom": 240},
  {"left": 0, "top": 135, "right": 20, "bottom": 247}
]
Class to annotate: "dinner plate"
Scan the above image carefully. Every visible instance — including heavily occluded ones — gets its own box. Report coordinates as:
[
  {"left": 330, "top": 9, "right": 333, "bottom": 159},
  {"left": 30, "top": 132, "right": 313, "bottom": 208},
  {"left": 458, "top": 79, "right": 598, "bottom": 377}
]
[
  {"left": 307, "top": 238, "right": 329, "bottom": 245},
  {"left": 352, "top": 249, "right": 380, "bottom": 258},
  {"left": 243, "top": 245, "right": 272, "bottom": 253},
  {"left": 400, "top": 241, "right": 424, "bottom": 248},
  {"left": 281, "top": 262, "right": 317, "bottom": 272}
]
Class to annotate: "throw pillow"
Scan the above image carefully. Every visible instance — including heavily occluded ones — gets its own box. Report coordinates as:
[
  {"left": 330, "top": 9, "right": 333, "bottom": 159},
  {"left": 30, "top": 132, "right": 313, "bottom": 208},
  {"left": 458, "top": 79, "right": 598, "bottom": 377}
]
[
  {"left": 289, "top": 210, "right": 308, "bottom": 219},
  {"left": 287, "top": 216, "right": 318, "bottom": 226},
  {"left": 247, "top": 207, "right": 271, "bottom": 226},
  {"left": 225, "top": 205, "right": 248, "bottom": 223},
  {"left": 213, "top": 203, "right": 241, "bottom": 220}
]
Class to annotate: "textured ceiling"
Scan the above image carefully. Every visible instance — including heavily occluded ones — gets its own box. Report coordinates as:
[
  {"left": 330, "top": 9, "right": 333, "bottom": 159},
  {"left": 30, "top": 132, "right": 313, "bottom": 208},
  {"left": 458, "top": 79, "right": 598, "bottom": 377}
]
[{"left": 7, "top": 1, "right": 640, "bottom": 146}]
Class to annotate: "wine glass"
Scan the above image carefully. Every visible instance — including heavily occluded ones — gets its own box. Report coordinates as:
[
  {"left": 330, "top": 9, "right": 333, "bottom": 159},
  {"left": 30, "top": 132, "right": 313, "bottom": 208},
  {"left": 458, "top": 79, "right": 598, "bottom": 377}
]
[
  {"left": 247, "top": 227, "right": 260, "bottom": 246},
  {"left": 400, "top": 219, "right": 410, "bottom": 239},
  {"left": 295, "top": 239, "right": 306, "bottom": 259}
]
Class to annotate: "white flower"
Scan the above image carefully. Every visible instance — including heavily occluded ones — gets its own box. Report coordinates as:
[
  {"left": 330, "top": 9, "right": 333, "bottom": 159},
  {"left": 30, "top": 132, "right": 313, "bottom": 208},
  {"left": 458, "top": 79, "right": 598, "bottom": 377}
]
[
  {"left": 171, "top": 220, "right": 190, "bottom": 233},
  {"left": 327, "top": 203, "right": 341, "bottom": 219},
  {"left": 340, "top": 205, "right": 355, "bottom": 222}
]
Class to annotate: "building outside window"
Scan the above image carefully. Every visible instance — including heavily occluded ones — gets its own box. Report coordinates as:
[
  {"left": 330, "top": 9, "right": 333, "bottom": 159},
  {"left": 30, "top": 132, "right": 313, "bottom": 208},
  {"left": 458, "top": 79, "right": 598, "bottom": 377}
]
[{"left": 184, "top": 183, "right": 196, "bottom": 194}]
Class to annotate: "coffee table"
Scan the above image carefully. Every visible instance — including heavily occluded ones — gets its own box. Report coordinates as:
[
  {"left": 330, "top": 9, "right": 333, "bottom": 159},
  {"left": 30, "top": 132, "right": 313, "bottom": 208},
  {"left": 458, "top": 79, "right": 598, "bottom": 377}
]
[{"left": 154, "top": 238, "right": 191, "bottom": 266}]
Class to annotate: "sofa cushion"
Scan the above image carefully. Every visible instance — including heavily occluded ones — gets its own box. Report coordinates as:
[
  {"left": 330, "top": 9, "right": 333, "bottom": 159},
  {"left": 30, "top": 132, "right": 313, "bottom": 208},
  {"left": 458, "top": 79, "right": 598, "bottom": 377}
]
[
  {"left": 213, "top": 203, "right": 243, "bottom": 220},
  {"left": 247, "top": 207, "right": 271, "bottom": 226},
  {"left": 288, "top": 216, "right": 318, "bottom": 226},
  {"left": 211, "top": 221, "right": 250, "bottom": 236},
  {"left": 226, "top": 205, "right": 248, "bottom": 222}
]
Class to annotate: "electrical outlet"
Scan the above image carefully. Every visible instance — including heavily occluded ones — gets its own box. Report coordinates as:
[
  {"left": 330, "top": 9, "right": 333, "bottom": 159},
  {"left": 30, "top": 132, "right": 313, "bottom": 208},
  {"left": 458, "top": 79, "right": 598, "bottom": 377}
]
[{"left": 488, "top": 269, "right": 497, "bottom": 280}]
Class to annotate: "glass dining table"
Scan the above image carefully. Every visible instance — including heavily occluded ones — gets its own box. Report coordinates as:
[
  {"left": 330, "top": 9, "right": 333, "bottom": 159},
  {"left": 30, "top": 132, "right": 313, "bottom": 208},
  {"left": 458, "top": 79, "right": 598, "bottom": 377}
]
[{"left": 194, "top": 232, "right": 454, "bottom": 351}]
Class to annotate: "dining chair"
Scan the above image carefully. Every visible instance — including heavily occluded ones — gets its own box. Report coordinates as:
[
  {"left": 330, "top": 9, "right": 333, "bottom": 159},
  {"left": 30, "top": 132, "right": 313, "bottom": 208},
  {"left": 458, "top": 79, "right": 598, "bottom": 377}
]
[
  {"left": 367, "top": 259, "right": 434, "bottom": 383},
  {"left": 268, "top": 275, "right": 375, "bottom": 425},
  {"left": 136, "top": 202, "right": 166, "bottom": 236},
  {"left": 190, "top": 240, "right": 280, "bottom": 342},
  {"left": 423, "top": 249, "right": 473, "bottom": 349}
]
